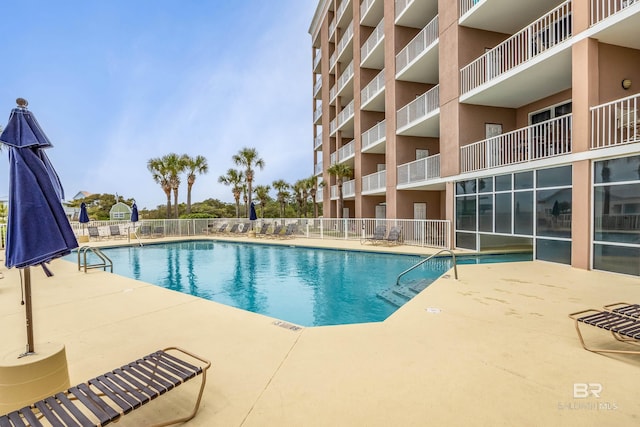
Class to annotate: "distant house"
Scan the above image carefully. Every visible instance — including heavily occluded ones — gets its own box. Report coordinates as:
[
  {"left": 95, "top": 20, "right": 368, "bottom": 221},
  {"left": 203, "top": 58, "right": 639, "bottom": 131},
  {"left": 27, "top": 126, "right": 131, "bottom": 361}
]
[{"left": 109, "top": 202, "right": 132, "bottom": 221}]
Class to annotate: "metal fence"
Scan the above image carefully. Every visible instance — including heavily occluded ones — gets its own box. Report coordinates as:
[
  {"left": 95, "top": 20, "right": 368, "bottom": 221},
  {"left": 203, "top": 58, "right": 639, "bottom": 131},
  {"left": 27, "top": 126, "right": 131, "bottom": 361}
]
[{"left": 71, "top": 218, "right": 451, "bottom": 249}]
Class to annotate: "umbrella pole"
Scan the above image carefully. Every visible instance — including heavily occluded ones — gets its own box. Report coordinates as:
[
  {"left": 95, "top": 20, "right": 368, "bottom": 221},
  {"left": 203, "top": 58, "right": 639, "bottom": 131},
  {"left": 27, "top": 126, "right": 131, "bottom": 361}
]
[{"left": 22, "top": 267, "right": 36, "bottom": 356}]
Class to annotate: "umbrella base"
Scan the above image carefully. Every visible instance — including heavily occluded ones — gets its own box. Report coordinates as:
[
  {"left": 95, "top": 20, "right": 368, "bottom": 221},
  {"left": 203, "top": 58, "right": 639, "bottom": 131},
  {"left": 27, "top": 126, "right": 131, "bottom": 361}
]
[
  {"left": 0, "top": 342, "right": 70, "bottom": 414},
  {"left": 77, "top": 235, "right": 89, "bottom": 243}
]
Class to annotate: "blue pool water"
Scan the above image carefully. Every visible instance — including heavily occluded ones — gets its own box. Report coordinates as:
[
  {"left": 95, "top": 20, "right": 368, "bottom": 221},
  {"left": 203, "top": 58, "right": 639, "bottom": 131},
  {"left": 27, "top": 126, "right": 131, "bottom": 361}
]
[{"left": 70, "top": 241, "right": 531, "bottom": 327}]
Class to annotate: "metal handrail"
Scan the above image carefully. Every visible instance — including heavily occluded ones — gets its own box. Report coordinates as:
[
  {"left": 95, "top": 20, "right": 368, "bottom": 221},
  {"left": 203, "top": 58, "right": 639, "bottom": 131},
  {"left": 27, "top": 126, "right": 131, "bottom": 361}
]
[
  {"left": 396, "top": 249, "right": 458, "bottom": 286},
  {"left": 77, "top": 246, "right": 113, "bottom": 273}
]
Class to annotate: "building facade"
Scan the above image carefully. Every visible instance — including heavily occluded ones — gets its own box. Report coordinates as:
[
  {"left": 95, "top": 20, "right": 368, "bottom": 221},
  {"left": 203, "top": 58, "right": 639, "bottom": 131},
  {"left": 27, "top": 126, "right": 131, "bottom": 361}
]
[{"left": 309, "top": 0, "right": 640, "bottom": 276}]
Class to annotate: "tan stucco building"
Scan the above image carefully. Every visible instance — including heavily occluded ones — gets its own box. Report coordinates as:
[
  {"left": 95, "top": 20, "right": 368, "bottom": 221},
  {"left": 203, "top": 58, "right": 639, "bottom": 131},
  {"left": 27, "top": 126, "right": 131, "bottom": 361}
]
[{"left": 309, "top": 0, "right": 640, "bottom": 275}]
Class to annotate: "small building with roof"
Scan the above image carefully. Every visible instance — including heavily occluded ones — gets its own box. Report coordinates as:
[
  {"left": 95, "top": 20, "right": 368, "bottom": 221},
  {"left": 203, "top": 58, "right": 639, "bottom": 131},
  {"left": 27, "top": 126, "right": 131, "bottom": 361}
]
[{"left": 109, "top": 202, "right": 132, "bottom": 221}]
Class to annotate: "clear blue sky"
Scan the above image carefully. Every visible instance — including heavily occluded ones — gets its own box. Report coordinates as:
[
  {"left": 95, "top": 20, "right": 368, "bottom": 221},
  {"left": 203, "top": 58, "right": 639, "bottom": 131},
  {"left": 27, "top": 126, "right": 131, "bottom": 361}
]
[{"left": 0, "top": 1, "right": 317, "bottom": 210}]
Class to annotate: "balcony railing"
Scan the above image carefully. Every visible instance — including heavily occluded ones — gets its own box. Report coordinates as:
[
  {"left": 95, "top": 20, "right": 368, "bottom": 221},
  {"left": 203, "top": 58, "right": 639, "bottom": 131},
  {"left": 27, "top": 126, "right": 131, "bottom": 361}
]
[
  {"left": 362, "top": 170, "right": 386, "bottom": 193},
  {"left": 330, "top": 51, "right": 337, "bottom": 69},
  {"left": 591, "top": 0, "right": 639, "bottom": 25},
  {"left": 314, "top": 131, "right": 323, "bottom": 150},
  {"left": 337, "top": 99, "right": 355, "bottom": 128},
  {"left": 313, "top": 51, "right": 322, "bottom": 71},
  {"left": 397, "top": 85, "right": 440, "bottom": 131},
  {"left": 459, "top": 0, "right": 481, "bottom": 17},
  {"left": 396, "top": 15, "right": 438, "bottom": 74},
  {"left": 330, "top": 179, "right": 356, "bottom": 199},
  {"left": 362, "top": 120, "right": 386, "bottom": 151},
  {"left": 460, "top": 1, "right": 572, "bottom": 95},
  {"left": 330, "top": 84, "right": 337, "bottom": 102},
  {"left": 395, "top": 0, "right": 412, "bottom": 19},
  {"left": 397, "top": 154, "right": 440, "bottom": 185},
  {"left": 591, "top": 93, "right": 640, "bottom": 149},
  {"left": 460, "top": 114, "right": 573, "bottom": 173},
  {"left": 313, "top": 77, "right": 322, "bottom": 97},
  {"left": 337, "top": 60, "right": 354, "bottom": 93},
  {"left": 361, "top": 0, "right": 376, "bottom": 20},
  {"left": 361, "top": 19, "right": 384, "bottom": 63},
  {"left": 331, "top": 151, "right": 337, "bottom": 165},
  {"left": 329, "top": 19, "right": 337, "bottom": 38},
  {"left": 361, "top": 70, "right": 385, "bottom": 106},
  {"left": 316, "top": 186, "right": 323, "bottom": 202},
  {"left": 330, "top": 118, "right": 338, "bottom": 135},
  {"left": 337, "top": 0, "right": 351, "bottom": 23},
  {"left": 315, "top": 161, "right": 324, "bottom": 175},
  {"left": 313, "top": 107, "right": 322, "bottom": 124},
  {"left": 338, "top": 140, "right": 356, "bottom": 162},
  {"left": 336, "top": 20, "right": 354, "bottom": 58}
]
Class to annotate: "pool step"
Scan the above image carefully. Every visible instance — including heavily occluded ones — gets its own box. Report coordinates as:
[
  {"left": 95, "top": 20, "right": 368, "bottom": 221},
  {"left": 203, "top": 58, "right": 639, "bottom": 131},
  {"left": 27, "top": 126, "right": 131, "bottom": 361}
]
[
  {"left": 392, "top": 286, "right": 417, "bottom": 300},
  {"left": 377, "top": 289, "right": 410, "bottom": 308},
  {"left": 408, "top": 279, "right": 431, "bottom": 294}
]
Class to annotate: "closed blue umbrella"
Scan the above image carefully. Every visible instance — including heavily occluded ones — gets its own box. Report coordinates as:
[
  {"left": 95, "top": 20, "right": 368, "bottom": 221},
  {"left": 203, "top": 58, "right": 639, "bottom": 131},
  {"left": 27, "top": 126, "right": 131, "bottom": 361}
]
[
  {"left": 79, "top": 202, "right": 89, "bottom": 235},
  {"left": 249, "top": 202, "right": 257, "bottom": 221},
  {"left": 0, "top": 98, "right": 78, "bottom": 355},
  {"left": 130, "top": 202, "right": 139, "bottom": 223}
]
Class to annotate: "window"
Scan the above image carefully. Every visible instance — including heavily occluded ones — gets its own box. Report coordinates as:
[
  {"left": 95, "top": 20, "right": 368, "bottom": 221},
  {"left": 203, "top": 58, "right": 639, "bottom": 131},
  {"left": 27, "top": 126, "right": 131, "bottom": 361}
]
[{"left": 529, "top": 101, "right": 572, "bottom": 125}]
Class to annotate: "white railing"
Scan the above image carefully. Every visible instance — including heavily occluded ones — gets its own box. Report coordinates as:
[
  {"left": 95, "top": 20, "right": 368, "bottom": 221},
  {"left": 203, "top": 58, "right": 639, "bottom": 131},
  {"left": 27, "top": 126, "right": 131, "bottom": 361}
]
[
  {"left": 338, "top": 140, "right": 356, "bottom": 162},
  {"left": 315, "top": 161, "right": 324, "bottom": 175},
  {"left": 313, "top": 77, "right": 322, "bottom": 97},
  {"left": 361, "top": 70, "right": 385, "bottom": 106},
  {"left": 330, "top": 118, "right": 338, "bottom": 135},
  {"left": 395, "top": 0, "right": 412, "bottom": 19},
  {"left": 397, "top": 154, "right": 441, "bottom": 185},
  {"left": 314, "top": 132, "right": 323, "bottom": 150},
  {"left": 329, "top": 19, "right": 337, "bottom": 38},
  {"left": 362, "top": 170, "right": 386, "bottom": 192},
  {"left": 459, "top": 0, "right": 481, "bottom": 17},
  {"left": 331, "top": 184, "right": 338, "bottom": 199},
  {"left": 313, "top": 107, "right": 322, "bottom": 123},
  {"left": 337, "top": 0, "right": 351, "bottom": 23},
  {"left": 316, "top": 187, "right": 324, "bottom": 202},
  {"left": 72, "top": 217, "right": 451, "bottom": 249},
  {"left": 330, "top": 51, "right": 337, "bottom": 69},
  {"left": 337, "top": 20, "right": 354, "bottom": 57},
  {"left": 591, "top": 93, "right": 640, "bottom": 149},
  {"left": 397, "top": 85, "right": 440, "bottom": 131},
  {"left": 313, "top": 51, "right": 322, "bottom": 70},
  {"left": 362, "top": 120, "right": 386, "bottom": 150},
  {"left": 337, "top": 99, "right": 355, "bottom": 128},
  {"left": 343, "top": 179, "right": 356, "bottom": 198},
  {"left": 337, "top": 60, "right": 354, "bottom": 92},
  {"left": 330, "top": 84, "right": 337, "bottom": 102},
  {"left": 460, "top": 114, "right": 573, "bottom": 173},
  {"left": 591, "top": 0, "right": 639, "bottom": 25},
  {"left": 460, "top": 1, "right": 572, "bottom": 94},
  {"left": 396, "top": 15, "right": 439, "bottom": 74},
  {"left": 361, "top": 19, "right": 384, "bottom": 63},
  {"left": 330, "top": 151, "right": 338, "bottom": 165},
  {"left": 361, "top": 0, "right": 376, "bottom": 20}
]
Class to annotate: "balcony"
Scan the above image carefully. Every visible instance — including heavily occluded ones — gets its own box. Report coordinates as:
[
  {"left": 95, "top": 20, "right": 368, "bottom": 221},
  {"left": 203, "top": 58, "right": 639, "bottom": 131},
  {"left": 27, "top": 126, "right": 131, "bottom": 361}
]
[
  {"left": 329, "top": 18, "right": 336, "bottom": 39},
  {"left": 396, "top": 0, "right": 438, "bottom": 29},
  {"left": 314, "top": 131, "right": 323, "bottom": 150},
  {"left": 330, "top": 51, "right": 337, "bottom": 71},
  {"left": 330, "top": 179, "right": 356, "bottom": 200},
  {"left": 337, "top": 0, "right": 353, "bottom": 28},
  {"left": 396, "top": 85, "right": 440, "bottom": 136},
  {"left": 330, "top": 117, "right": 338, "bottom": 136},
  {"left": 361, "top": 0, "right": 384, "bottom": 26},
  {"left": 362, "top": 170, "right": 386, "bottom": 194},
  {"left": 589, "top": 0, "right": 640, "bottom": 50},
  {"left": 361, "top": 69, "right": 385, "bottom": 111},
  {"left": 313, "top": 50, "right": 321, "bottom": 73},
  {"left": 316, "top": 186, "right": 324, "bottom": 203},
  {"left": 459, "top": 0, "right": 564, "bottom": 34},
  {"left": 337, "top": 99, "right": 355, "bottom": 135},
  {"left": 338, "top": 139, "right": 356, "bottom": 163},
  {"left": 361, "top": 19, "right": 385, "bottom": 69},
  {"left": 591, "top": 93, "right": 640, "bottom": 149},
  {"left": 337, "top": 60, "right": 355, "bottom": 99},
  {"left": 315, "top": 161, "right": 324, "bottom": 176},
  {"left": 396, "top": 15, "right": 439, "bottom": 83},
  {"left": 460, "top": 1, "right": 573, "bottom": 108},
  {"left": 336, "top": 20, "right": 354, "bottom": 64},
  {"left": 330, "top": 84, "right": 337, "bottom": 103},
  {"left": 362, "top": 120, "right": 386, "bottom": 154},
  {"left": 460, "top": 114, "right": 572, "bottom": 173},
  {"left": 313, "top": 76, "right": 322, "bottom": 99},
  {"left": 397, "top": 154, "right": 441, "bottom": 187}
]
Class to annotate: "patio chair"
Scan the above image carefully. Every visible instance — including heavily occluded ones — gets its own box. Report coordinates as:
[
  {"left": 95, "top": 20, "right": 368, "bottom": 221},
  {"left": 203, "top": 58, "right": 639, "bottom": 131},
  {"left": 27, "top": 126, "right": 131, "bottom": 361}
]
[
  {"left": 266, "top": 224, "right": 283, "bottom": 238},
  {"left": 139, "top": 225, "right": 152, "bottom": 238},
  {"left": 87, "top": 226, "right": 102, "bottom": 241},
  {"left": 278, "top": 223, "right": 298, "bottom": 239},
  {"left": 238, "top": 223, "right": 250, "bottom": 234},
  {"left": 213, "top": 223, "right": 228, "bottom": 234},
  {"left": 109, "top": 225, "right": 125, "bottom": 239},
  {"left": 0, "top": 347, "right": 211, "bottom": 427},
  {"left": 225, "top": 223, "right": 240, "bottom": 235},
  {"left": 362, "top": 225, "right": 386, "bottom": 245},
  {"left": 384, "top": 226, "right": 402, "bottom": 245},
  {"left": 255, "top": 222, "right": 270, "bottom": 237},
  {"left": 569, "top": 303, "right": 640, "bottom": 355},
  {"left": 152, "top": 226, "right": 165, "bottom": 238}
]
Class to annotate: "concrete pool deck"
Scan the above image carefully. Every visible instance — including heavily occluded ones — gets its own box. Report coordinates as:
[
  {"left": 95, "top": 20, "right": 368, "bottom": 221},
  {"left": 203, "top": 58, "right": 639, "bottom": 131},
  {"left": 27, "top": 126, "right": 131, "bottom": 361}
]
[{"left": 0, "top": 236, "right": 638, "bottom": 426}]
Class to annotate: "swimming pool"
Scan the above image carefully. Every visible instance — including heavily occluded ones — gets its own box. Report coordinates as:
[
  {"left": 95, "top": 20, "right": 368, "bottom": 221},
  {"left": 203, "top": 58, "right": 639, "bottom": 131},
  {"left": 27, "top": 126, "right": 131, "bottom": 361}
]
[{"left": 73, "top": 241, "right": 531, "bottom": 327}]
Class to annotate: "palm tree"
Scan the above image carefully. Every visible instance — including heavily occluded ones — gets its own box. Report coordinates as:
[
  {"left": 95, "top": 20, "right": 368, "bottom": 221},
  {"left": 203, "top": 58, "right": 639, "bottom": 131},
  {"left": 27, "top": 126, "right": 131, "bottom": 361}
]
[
  {"left": 232, "top": 147, "right": 264, "bottom": 217},
  {"left": 185, "top": 155, "right": 208, "bottom": 214},
  {"left": 292, "top": 179, "right": 312, "bottom": 217},
  {"left": 308, "top": 175, "right": 319, "bottom": 218},
  {"left": 218, "top": 169, "right": 244, "bottom": 218},
  {"left": 327, "top": 162, "right": 353, "bottom": 218},
  {"left": 253, "top": 185, "right": 271, "bottom": 218},
  {"left": 272, "top": 179, "right": 290, "bottom": 218},
  {"left": 164, "top": 153, "right": 188, "bottom": 218},
  {"left": 147, "top": 157, "right": 172, "bottom": 218}
]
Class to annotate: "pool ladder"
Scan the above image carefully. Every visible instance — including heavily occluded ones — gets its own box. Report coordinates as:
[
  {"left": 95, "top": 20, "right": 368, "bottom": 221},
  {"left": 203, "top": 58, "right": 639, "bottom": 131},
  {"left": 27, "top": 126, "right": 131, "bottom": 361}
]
[
  {"left": 77, "top": 246, "right": 113, "bottom": 273},
  {"left": 396, "top": 249, "right": 458, "bottom": 286}
]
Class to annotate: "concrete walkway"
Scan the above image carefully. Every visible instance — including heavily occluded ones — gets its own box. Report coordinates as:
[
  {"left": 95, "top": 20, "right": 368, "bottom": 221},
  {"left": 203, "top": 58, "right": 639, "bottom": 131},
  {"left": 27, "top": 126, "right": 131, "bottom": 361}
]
[{"left": 0, "top": 236, "right": 638, "bottom": 426}]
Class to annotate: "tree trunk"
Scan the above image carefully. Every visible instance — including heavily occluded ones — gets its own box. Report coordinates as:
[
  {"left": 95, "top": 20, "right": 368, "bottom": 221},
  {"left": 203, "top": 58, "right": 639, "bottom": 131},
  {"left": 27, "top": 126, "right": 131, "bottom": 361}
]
[
  {"left": 173, "top": 189, "right": 179, "bottom": 218},
  {"left": 165, "top": 190, "right": 172, "bottom": 218},
  {"left": 186, "top": 183, "right": 193, "bottom": 214}
]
